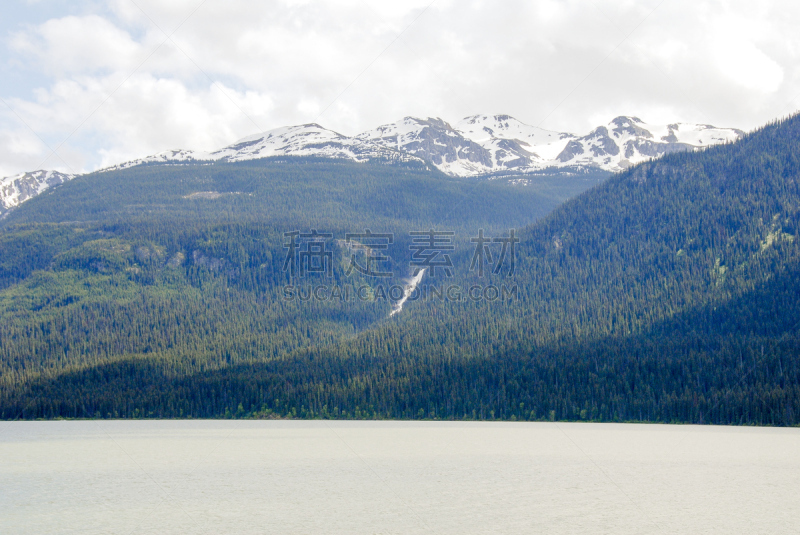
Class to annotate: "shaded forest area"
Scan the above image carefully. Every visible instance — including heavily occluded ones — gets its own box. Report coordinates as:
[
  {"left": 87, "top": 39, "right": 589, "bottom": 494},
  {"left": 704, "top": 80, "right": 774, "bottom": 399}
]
[{"left": 1, "top": 115, "right": 799, "bottom": 425}]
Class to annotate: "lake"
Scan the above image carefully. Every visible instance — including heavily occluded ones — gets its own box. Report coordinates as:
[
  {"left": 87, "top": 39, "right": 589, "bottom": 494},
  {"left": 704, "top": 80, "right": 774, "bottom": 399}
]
[{"left": 1, "top": 421, "right": 798, "bottom": 534}]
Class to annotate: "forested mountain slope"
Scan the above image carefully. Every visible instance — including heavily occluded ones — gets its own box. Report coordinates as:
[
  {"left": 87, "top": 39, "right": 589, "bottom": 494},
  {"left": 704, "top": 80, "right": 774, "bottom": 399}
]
[
  {"left": 0, "top": 157, "right": 599, "bottom": 419},
  {"left": 1, "top": 114, "right": 798, "bottom": 424}
]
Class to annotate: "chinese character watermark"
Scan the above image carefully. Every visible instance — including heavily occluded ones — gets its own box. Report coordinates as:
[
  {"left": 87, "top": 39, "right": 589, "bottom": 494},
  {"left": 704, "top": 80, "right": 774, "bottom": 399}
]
[
  {"left": 469, "top": 228, "right": 519, "bottom": 277},
  {"left": 343, "top": 229, "right": 394, "bottom": 278},
  {"left": 409, "top": 229, "right": 455, "bottom": 277},
  {"left": 282, "top": 228, "right": 520, "bottom": 304},
  {"left": 283, "top": 229, "right": 333, "bottom": 278}
]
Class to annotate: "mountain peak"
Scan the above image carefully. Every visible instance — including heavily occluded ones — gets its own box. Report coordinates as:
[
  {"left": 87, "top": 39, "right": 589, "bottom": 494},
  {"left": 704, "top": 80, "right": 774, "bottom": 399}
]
[{"left": 1, "top": 114, "right": 745, "bottom": 212}]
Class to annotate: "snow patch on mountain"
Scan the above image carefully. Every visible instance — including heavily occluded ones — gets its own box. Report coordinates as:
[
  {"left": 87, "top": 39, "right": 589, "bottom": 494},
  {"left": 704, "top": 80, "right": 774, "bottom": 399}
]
[
  {"left": 456, "top": 114, "right": 574, "bottom": 162},
  {"left": 358, "top": 117, "right": 495, "bottom": 177},
  {"left": 0, "top": 170, "right": 75, "bottom": 215}
]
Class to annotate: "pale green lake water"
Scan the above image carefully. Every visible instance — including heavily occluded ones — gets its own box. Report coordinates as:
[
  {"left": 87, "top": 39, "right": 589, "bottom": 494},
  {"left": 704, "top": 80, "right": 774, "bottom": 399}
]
[{"left": 1, "top": 421, "right": 798, "bottom": 534}]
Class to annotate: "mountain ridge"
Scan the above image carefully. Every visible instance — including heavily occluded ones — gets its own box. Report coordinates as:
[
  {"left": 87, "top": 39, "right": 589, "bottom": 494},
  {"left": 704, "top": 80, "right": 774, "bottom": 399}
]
[{"left": 0, "top": 114, "right": 742, "bottom": 215}]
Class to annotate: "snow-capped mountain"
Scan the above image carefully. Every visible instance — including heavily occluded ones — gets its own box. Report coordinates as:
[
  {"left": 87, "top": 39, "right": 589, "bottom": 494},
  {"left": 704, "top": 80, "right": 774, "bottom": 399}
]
[
  {"left": 103, "top": 123, "right": 422, "bottom": 172},
  {"left": 0, "top": 170, "right": 75, "bottom": 216},
  {"left": 0, "top": 115, "right": 743, "bottom": 214},
  {"left": 356, "top": 117, "right": 492, "bottom": 176},
  {"left": 357, "top": 114, "right": 578, "bottom": 176},
  {"left": 457, "top": 114, "right": 573, "bottom": 165},
  {"left": 360, "top": 115, "right": 742, "bottom": 176},
  {"left": 104, "top": 115, "right": 741, "bottom": 177},
  {"left": 554, "top": 116, "right": 743, "bottom": 170}
]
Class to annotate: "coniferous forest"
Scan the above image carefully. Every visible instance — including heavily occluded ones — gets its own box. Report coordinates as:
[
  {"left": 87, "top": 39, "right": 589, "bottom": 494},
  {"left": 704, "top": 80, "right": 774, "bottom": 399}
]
[{"left": 1, "top": 114, "right": 799, "bottom": 425}]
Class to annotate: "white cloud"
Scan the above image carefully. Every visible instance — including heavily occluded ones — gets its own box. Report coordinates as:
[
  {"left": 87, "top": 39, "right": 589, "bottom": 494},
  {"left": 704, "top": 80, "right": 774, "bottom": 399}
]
[
  {"left": 9, "top": 15, "right": 143, "bottom": 76},
  {"left": 5, "top": 72, "right": 276, "bottom": 173},
  {"left": 709, "top": 14, "right": 784, "bottom": 93},
  {"left": 1, "top": 0, "right": 800, "bottom": 176}
]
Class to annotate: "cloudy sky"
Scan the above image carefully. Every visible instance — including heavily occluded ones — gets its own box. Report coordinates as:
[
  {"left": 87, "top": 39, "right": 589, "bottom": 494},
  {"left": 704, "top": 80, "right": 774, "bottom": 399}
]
[{"left": 1, "top": 0, "right": 799, "bottom": 177}]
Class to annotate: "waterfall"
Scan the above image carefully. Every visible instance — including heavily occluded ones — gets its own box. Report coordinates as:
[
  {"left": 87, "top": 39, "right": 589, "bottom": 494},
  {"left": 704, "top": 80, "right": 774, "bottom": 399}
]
[{"left": 390, "top": 268, "right": 425, "bottom": 317}]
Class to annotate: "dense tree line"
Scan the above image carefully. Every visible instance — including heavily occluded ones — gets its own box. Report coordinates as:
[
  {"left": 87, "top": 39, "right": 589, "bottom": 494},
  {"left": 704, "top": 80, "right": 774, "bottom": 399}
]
[{"left": 1, "top": 115, "right": 799, "bottom": 425}]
